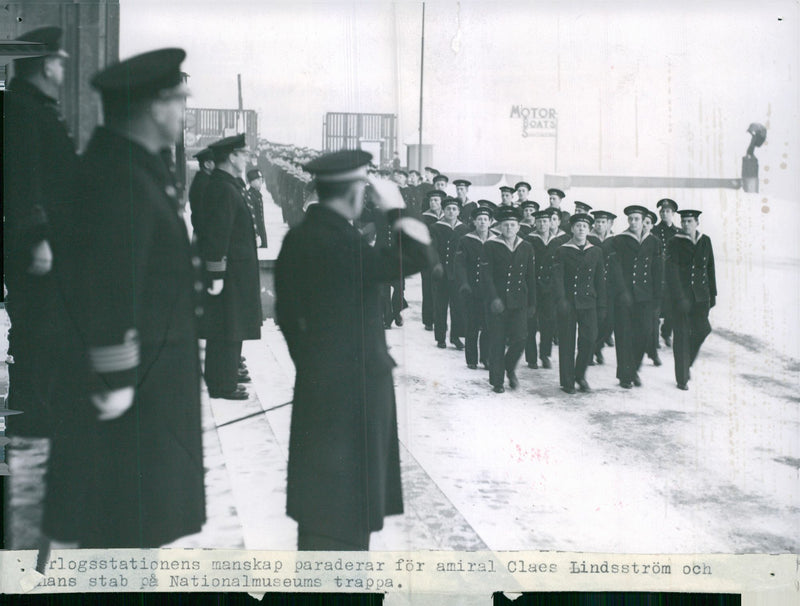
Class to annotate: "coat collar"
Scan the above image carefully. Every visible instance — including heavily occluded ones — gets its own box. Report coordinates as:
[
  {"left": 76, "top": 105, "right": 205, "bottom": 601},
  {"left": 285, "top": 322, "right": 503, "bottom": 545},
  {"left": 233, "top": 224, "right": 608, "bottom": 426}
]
[
  {"left": 465, "top": 231, "right": 490, "bottom": 243},
  {"left": 488, "top": 234, "right": 524, "bottom": 252},
  {"left": 423, "top": 209, "right": 442, "bottom": 219},
  {"left": 561, "top": 239, "right": 595, "bottom": 250},
  {"left": 531, "top": 232, "right": 554, "bottom": 244},
  {"left": 435, "top": 218, "right": 464, "bottom": 229},
  {"left": 618, "top": 229, "right": 646, "bottom": 243},
  {"left": 673, "top": 230, "right": 703, "bottom": 244}
]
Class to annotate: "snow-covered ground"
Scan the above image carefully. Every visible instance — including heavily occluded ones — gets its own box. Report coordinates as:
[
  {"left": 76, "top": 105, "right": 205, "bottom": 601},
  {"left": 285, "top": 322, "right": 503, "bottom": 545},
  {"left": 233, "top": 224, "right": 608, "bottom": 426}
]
[{"left": 5, "top": 187, "right": 798, "bottom": 554}]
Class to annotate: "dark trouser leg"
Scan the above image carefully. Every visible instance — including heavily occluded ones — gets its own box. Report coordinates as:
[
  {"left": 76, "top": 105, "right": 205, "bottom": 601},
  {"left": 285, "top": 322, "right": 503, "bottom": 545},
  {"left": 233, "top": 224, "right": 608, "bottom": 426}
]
[
  {"left": 689, "top": 302, "right": 712, "bottom": 365},
  {"left": 391, "top": 278, "right": 406, "bottom": 316},
  {"left": 557, "top": 303, "right": 577, "bottom": 387},
  {"left": 631, "top": 301, "right": 653, "bottom": 373},
  {"left": 432, "top": 278, "right": 449, "bottom": 343},
  {"left": 596, "top": 291, "right": 615, "bottom": 353},
  {"left": 661, "top": 309, "right": 673, "bottom": 340},
  {"left": 298, "top": 527, "right": 370, "bottom": 551},
  {"left": 504, "top": 309, "right": 527, "bottom": 375},
  {"left": 448, "top": 279, "right": 465, "bottom": 340},
  {"left": 672, "top": 307, "right": 691, "bottom": 385},
  {"left": 464, "top": 293, "right": 480, "bottom": 365},
  {"left": 479, "top": 321, "right": 490, "bottom": 366},
  {"left": 525, "top": 311, "right": 538, "bottom": 364},
  {"left": 538, "top": 296, "right": 555, "bottom": 360},
  {"left": 487, "top": 310, "right": 507, "bottom": 387},
  {"left": 421, "top": 269, "right": 434, "bottom": 326},
  {"left": 614, "top": 299, "right": 634, "bottom": 382},
  {"left": 575, "top": 307, "right": 598, "bottom": 381},
  {"left": 205, "top": 339, "right": 242, "bottom": 392},
  {"left": 380, "top": 283, "right": 393, "bottom": 325}
]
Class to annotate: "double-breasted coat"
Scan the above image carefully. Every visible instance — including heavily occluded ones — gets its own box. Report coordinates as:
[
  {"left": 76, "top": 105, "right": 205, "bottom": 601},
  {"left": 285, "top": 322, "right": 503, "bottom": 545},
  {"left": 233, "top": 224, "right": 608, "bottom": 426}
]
[
  {"left": 665, "top": 231, "right": 717, "bottom": 385},
  {"left": 274, "top": 204, "right": 432, "bottom": 541},
  {"left": 3, "top": 77, "right": 79, "bottom": 438},
  {"left": 74, "top": 127, "right": 206, "bottom": 547},
  {"left": 200, "top": 169, "right": 263, "bottom": 341},
  {"left": 553, "top": 240, "right": 607, "bottom": 386},
  {"left": 611, "top": 230, "right": 664, "bottom": 382}
]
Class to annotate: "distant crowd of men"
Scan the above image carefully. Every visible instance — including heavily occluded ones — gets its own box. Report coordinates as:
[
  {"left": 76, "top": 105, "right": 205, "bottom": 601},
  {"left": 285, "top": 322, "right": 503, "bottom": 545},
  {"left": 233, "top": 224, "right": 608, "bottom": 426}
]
[{"left": 256, "top": 154, "right": 719, "bottom": 396}]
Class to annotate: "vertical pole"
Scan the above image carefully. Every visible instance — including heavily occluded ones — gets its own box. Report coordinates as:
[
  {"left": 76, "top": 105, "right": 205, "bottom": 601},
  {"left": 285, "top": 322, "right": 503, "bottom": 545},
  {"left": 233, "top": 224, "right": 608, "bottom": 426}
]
[{"left": 417, "top": 2, "right": 425, "bottom": 172}]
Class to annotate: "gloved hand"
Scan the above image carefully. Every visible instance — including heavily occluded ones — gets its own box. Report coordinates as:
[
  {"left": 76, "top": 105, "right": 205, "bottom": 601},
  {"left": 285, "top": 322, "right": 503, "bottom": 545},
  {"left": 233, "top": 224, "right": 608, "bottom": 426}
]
[
  {"left": 367, "top": 175, "right": 406, "bottom": 212},
  {"left": 208, "top": 279, "right": 224, "bottom": 295},
  {"left": 91, "top": 386, "right": 135, "bottom": 421},
  {"left": 432, "top": 264, "right": 444, "bottom": 280},
  {"left": 28, "top": 240, "right": 53, "bottom": 275},
  {"left": 490, "top": 298, "right": 505, "bottom": 315}
]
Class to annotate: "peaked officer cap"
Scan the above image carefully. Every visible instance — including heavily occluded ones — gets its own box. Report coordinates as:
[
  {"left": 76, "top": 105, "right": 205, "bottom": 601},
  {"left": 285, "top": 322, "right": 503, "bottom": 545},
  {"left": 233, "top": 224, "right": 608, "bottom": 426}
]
[
  {"left": 547, "top": 188, "right": 565, "bottom": 198},
  {"left": 208, "top": 133, "right": 248, "bottom": 162},
  {"left": 91, "top": 48, "right": 188, "bottom": 105},
  {"left": 656, "top": 198, "right": 679, "bottom": 211},
  {"left": 303, "top": 149, "right": 373, "bottom": 183}
]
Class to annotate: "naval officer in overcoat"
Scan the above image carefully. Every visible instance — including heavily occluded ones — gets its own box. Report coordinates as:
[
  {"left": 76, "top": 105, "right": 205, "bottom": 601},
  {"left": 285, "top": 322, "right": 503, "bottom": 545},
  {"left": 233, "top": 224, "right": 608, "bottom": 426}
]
[
  {"left": 275, "top": 149, "right": 433, "bottom": 550},
  {"left": 74, "top": 48, "right": 205, "bottom": 547},
  {"left": 200, "top": 134, "right": 263, "bottom": 399}
]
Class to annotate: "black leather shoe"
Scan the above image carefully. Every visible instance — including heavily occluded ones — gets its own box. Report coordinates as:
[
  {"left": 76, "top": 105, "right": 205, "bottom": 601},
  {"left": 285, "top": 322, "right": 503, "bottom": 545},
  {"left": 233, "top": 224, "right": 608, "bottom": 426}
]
[
  {"left": 424, "top": 324, "right": 434, "bottom": 331},
  {"left": 577, "top": 378, "right": 591, "bottom": 392},
  {"left": 507, "top": 371, "right": 519, "bottom": 389},
  {"left": 663, "top": 335, "right": 672, "bottom": 347},
  {"left": 527, "top": 362, "right": 538, "bottom": 369},
  {"left": 632, "top": 373, "right": 642, "bottom": 387},
  {"left": 541, "top": 357, "right": 551, "bottom": 369},
  {"left": 451, "top": 338, "right": 465, "bottom": 350},
  {"left": 652, "top": 353, "right": 662, "bottom": 366},
  {"left": 677, "top": 383, "right": 689, "bottom": 391},
  {"left": 467, "top": 363, "right": 478, "bottom": 370},
  {"left": 436, "top": 341, "right": 447, "bottom": 349},
  {"left": 606, "top": 336, "right": 614, "bottom": 347},
  {"left": 492, "top": 385, "right": 505, "bottom": 393},
  {"left": 209, "top": 389, "right": 249, "bottom": 400},
  {"left": 237, "top": 374, "right": 252, "bottom": 383},
  {"left": 561, "top": 385, "right": 576, "bottom": 394},
  {"left": 595, "top": 351, "right": 604, "bottom": 365},
  {"left": 620, "top": 381, "right": 633, "bottom": 389},
  {"left": 383, "top": 322, "right": 393, "bottom": 329},
  {"left": 394, "top": 314, "right": 404, "bottom": 327}
]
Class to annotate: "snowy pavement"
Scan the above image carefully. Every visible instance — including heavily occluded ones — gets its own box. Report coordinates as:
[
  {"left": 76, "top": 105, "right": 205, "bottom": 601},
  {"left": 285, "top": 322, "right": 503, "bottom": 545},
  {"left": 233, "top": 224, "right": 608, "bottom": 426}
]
[{"left": 4, "top": 187, "right": 798, "bottom": 553}]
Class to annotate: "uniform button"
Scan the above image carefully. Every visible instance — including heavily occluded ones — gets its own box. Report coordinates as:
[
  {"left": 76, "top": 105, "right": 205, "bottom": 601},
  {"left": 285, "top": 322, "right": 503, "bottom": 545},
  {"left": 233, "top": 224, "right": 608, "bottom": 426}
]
[
  {"left": 165, "top": 185, "right": 177, "bottom": 197},
  {"left": 194, "top": 281, "right": 203, "bottom": 293},
  {"left": 195, "top": 306, "right": 204, "bottom": 317},
  {"left": 192, "top": 256, "right": 201, "bottom": 269}
]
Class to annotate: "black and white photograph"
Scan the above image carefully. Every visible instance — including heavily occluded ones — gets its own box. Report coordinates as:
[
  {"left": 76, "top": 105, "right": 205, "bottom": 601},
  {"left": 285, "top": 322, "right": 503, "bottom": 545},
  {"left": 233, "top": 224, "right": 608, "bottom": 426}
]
[{"left": 1, "top": 0, "right": 798, "bottom": 562}]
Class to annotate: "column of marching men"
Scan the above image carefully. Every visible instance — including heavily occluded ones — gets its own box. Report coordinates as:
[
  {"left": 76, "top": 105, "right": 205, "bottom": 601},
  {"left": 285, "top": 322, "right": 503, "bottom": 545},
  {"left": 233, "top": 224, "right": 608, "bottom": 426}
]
[
  {"left": 346, "top": 167, "right": 718, "bottom": 396},
  {"left": 3, "top": 31, "right": 718, "bottom": 551}
]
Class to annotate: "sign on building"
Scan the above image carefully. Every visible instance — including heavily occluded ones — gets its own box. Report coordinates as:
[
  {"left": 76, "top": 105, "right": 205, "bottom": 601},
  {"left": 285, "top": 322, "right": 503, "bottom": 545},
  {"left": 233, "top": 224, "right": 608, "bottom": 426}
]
[{"left": 510, "top": 106, "right": 558, "bottom": 138}]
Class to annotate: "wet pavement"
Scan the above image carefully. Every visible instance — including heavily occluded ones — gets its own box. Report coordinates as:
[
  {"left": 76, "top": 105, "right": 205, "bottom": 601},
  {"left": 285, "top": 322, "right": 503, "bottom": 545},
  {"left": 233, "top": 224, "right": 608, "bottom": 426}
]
[{"left": 3, "top": 190, "right": 799, "bottom": 553}]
